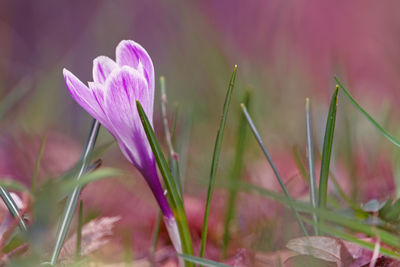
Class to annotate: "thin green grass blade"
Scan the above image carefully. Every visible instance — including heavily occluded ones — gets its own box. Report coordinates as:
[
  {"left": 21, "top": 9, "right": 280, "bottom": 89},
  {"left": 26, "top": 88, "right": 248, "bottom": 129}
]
[
  {"left": 305, "top": 98, "right": 318, "bottom": 235},
  {"left": 160, "top": 76, "right": 182, "bottom": 198},
  {"left": 137, "top": 101, "right": 194, "bottom": 266},
  {"left": 50, "top": 119, "right": 101, "bottom": 265},
  {"left": 235, "top": 181, "right": 400, "bottom": 248},
  {"left": 222, "top": 91, "right": 250, "bottom": 259},
  {"left": 61, "top": 168, "right": 122, "bottom": 195},
  {"left": 75, "top": 200, "right": 83, "bottom": 261},
  {"left": 0, "top": 78, "right": 33, "bottom": 232},
  {"left": 241, "top": 104, "right": 308, "bottom": 236},
  {"left": 200, "top": 65, "right": 237, "bottom": 258},
  {"left": 334, "top": 76, "right": 400, "bottom": 147},
  {"left": 0, "top": 185, "right": 27, "bottom": 231},
  {"left": 178, "top": 254, "right": 232, "bottom": 267},
  {"left": 318, "top": 86, "right": 339, "bottom": 209},
  {"left": 302, "top": 217, "right": 400, "bottom": 260},
  {"left": 290, "top": 150, "right": 345, "bottom": 210},
  {"left": 315, "top": 150, "right": 359, "bottom": 210},
  {"left": 31, "top": 136, "right": 47, "bottom": 194},
  {"left": 0, "top": 179, "right": 29, "bottom": 192}
]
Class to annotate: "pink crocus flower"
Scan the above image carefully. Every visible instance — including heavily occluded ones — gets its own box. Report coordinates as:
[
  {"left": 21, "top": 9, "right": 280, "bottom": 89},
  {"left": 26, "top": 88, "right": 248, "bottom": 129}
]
[{"left": 63, "top": 40, "right": 181, "bottom": 253}]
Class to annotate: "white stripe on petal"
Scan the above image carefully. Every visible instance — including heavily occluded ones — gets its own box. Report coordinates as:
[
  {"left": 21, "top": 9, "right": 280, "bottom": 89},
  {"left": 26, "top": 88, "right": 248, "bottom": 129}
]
[
  {"left": 92, "top": 56, "right": 118, "bottom": 85},
  {"left": 103, "top": 66, "right": 152, "bottom": 168},
  {"left": 115, "top": 40, "right": 154, "bottom": 109}
]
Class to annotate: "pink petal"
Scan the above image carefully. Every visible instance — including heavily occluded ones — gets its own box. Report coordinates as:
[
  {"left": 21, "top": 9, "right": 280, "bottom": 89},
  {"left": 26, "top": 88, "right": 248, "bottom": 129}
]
[
  {"left": 104, "top": 66, "right": 153, "bottom": 168},
  {"left": 115, "top": 40, "right": 154, "bottom": 101},
  {"left": 92, "top": 56, "right": 118, "bottom": 84},
  {"left": 63, "top": 69, "right": 109, "bottom": 127}
]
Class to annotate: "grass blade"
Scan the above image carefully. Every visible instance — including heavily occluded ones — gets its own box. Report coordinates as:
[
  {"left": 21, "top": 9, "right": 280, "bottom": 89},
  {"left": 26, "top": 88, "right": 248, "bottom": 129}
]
[
  {"left": 315, "top": 150, "right": 358, "bottom": 210},
  {"left": 241, "top": 104, "right": 308, "bottom": 236},
  {"left": 222, "top": 91, "right": 250, "bottom": 258},
  {"left": 0, "top": 186, "right": 27, "bottom": 231},
  {"left": 0, "top": 79, "right": 32, "bottom": 231},
  {"left": 305, "top": 98, "right": 318, "bottom": 235},
  {"left": 334, "top": 76, "right": 400, "bottom": 147},
  {"left": 302, "top": 217, "right": 400, "bottom": 260},
  {"left": 50, "top": 119, "right": 101, "bottom": 265},
  {"left": 318, "top": 86, "right": 339, "bottom": 209},
  {"left": 137, "top": 101, "right": 194, "bottom": 266},
  {"left": 0, "top": 179, "right": 29, "bottom": 192},
  {"left": 60, "top": 168, "right": 122, "bottom": 195},
  {"left": 200, "top": 65, "right": 237, "bottom": 258},
  {"left": 178, "top": 254, "right": 232, "bottom": 267},
  {"left": 234, "top": 181, "right": 400, "bottom": 249}
]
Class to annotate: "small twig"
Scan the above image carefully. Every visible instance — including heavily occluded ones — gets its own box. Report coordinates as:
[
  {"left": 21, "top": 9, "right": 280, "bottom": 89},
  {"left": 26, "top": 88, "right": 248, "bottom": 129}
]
[
  {"left": 160, "top": 77, "right": 178, "bottom": 161},
  {"left": 160, "top": 77, "right": 182, "bottom": 197}
]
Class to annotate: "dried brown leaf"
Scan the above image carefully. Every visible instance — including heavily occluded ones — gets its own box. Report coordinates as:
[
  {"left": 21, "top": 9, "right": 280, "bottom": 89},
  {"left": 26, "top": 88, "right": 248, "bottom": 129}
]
[
  {"left": 287, "top": 236, "right": 353, "bottom": 267},
  {"left": 59, "top": 216, "right": 120, "bottom": 261}
]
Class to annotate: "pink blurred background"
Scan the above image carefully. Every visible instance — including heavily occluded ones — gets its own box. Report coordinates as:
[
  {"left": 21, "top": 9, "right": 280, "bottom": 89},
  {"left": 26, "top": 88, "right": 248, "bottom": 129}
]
[{"left": 1, "top": 0, "right": 400, "bottom": 263}]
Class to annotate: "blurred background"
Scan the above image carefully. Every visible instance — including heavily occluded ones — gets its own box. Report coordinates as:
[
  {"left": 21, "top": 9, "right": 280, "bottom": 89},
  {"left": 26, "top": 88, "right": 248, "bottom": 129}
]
[{"left": 1, "top": 0, "right": 400, "bottom": 263}]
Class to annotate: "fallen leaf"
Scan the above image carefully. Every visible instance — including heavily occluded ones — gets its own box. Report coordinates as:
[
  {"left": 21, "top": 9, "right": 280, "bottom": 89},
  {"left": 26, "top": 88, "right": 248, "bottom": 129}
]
[
  {"left": 60, "top": 216, "right": 120, "bottom": 261},
  {"left": 286, "top": 236, "right": 353, "bottom": 266}
]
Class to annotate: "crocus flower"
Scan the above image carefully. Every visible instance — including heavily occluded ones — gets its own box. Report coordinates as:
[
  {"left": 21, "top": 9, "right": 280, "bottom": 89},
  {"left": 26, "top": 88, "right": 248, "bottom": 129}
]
[{"left": 63, "top": 40, "right": 181, "bottom": 253}]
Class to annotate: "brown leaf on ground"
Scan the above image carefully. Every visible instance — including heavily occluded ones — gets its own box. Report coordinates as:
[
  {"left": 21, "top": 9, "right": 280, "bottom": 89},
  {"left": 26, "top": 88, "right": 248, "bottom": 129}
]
[
  {"left": 285, "top": 255, "right": 337, "bottom": 267},
  {"left": 59, "top": 216, "right": 120, "bottom": 261},
  {"left": 255, "top": 249, "right": 298, "bottom": 266},
  {"left": 286, "top": 236, "right": 353, "bottom": 266}
]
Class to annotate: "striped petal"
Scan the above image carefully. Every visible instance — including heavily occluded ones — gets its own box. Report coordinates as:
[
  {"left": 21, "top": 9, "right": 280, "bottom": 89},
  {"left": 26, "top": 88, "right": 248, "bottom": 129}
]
[
  {"left": 63, "top": 69, "right": 108, "bottom": 125},
  {"left": 103, "top": 66, "right": 152, "bottom": 168},
  {"left": 115, "top": 40, "right": 154, "bottom": 108},
  {"left": 92, "top": 56, "right": 118, "bottom": 84}
]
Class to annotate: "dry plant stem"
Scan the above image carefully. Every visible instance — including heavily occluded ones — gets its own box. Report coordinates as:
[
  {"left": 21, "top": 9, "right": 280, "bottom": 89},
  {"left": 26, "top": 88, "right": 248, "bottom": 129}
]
[
  {"left": 160, "top": 76, "right": 182, "bottom": 197},
  {"left": 370, "top": 236, "right": 380, "bottom": 267},
  {"left": 160, "top": 77, "right": 178, "bottom": 162},
  {"left": 50, "top": 119, "right": 101, "bottom": 266}
]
